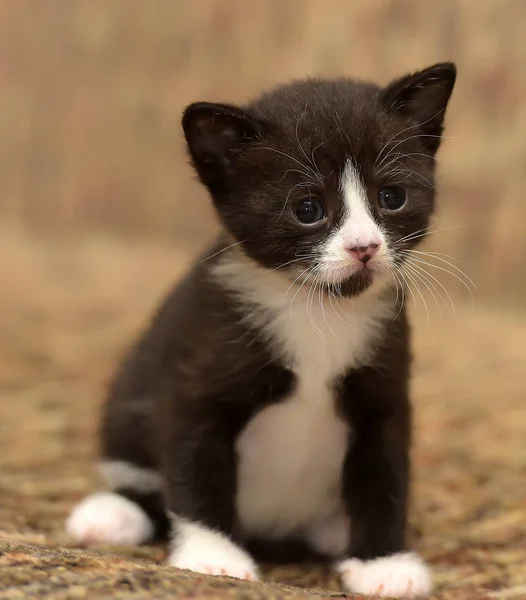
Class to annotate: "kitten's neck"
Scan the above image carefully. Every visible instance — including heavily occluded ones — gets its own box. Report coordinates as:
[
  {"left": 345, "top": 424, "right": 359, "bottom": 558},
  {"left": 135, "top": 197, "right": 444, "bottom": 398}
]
[
  {"left": 211, "top": 244, "right": 396, "bottom": 315},
  {"left": 211, "top": 246, "right": 398, "bottom": 379}
]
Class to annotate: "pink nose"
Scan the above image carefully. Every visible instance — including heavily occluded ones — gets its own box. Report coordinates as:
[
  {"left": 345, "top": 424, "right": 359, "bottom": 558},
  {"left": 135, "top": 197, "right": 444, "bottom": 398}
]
[{"left": 347, "top": 242, "right": 380, "bottom": 264}]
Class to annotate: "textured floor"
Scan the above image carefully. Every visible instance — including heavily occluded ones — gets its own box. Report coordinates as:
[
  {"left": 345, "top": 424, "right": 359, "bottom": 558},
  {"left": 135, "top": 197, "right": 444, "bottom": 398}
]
[{"left": 1, "top": 236, "right": 525, "bottom": 599}]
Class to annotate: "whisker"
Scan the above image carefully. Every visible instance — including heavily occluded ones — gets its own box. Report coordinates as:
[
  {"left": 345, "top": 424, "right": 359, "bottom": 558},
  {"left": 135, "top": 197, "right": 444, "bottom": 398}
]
[
  {"left": 306, "top": 269, "right": 323, "bottom": 338},
  {"left": 394, "top": 225, "right": 429, "bottom": 245},
  {"left": 382, "top": 167, "right": 436, "bottom": 190},
  {"left": 319, "top": 276, "right": 338, "bottom": 339},
  {"left": 283, "top": 265, "right": 312, "bottom": 306},
  {"left": 376, "top": 156, "right": 406, "bottom": 178},
  {"left": 279, "top": 168, "right": 317, "bottom": 182},
  {"left": 404, "top": 250, "right": 478, "bottom": 290},
  {"left": 377, "top": 152, "right": 453, "bottom": 181},
  {"left": 394, "top": 223, "right": 472, "bottom": 247},
  {"left": 405, "top": 170, "right": 435, "bottom": 190},
  {"left": 405, "top": 258, "right": 455, "bottom": 315},
  {"left": 254, "top": 147, "right": 318, "bottom": 183},
  {"left": 375, "top": 112, "right": 457, "bottom": 169},
  {"left": 332, "top": 111, "right": 352, "bottom": 150},
  {"left": 378, "top": 132, "right": 457, "bottom": 172},
  {"left": 374, "top": 120, "right": 460, "bottom": 167},
  {"left": 198, "top": 240, "right": 245, "bottom": 264},
  {"left": 390, "top": 150, "right": 453, "bottom": 165},
  {"left": 327, "top": 287, "right": 350, "bottom": 328},
  {"left": 398, "top": 266, "right": 417, "bottom": 307},
  {"left": 376, "top": 119, "right": 428, "bottom": 168},
  {"left": 409, "top": 249, "right": 461, "bottom": 263},
  {"left": 392, "top": 267, "right": 411, "bottom": 319},
  {"left": 310, "top": 137, "right": 331, "bottom": 174},
  {"left": 296, "top": 108, "right": 315, "bottom": 168},
  {"left": 390, "top": 269, "right": 405, "bottom": 321},
  {"left": 403, "top": 260, "right": 444, "bottom": 322},
  {"left": 296, "top": 107, "right": 324, "bottom": 185},
  {"left": 391, "top": 268, "right": 400, "bottom": 309},
  {"left": 401, "top": 253, "right": 476, "bottom": 307},
  {"left": 399, "top": 263, "right": 430, "bottom": 324},
  {"left": 279, "top": 181, "right": 314, "bottom": 218},
  {"left": 288, "top": 264, "right": 317, "bottom": 317},
  {"left": 377, "top": 161, "right": 411, "bottom": 180},
  {"left": 273, "top": 256, "right": 313, "bottom": 272}
]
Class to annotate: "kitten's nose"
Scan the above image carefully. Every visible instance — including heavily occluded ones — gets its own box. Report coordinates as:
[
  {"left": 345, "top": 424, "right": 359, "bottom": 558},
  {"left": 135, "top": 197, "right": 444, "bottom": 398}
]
[{"left": 347, "top": 242, "right": 380, "bottom": 265}]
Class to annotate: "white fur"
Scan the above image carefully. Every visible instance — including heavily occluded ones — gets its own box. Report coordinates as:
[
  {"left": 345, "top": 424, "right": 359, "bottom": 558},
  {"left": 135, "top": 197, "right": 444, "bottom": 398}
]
[
  {"left": 236, "top": 393, "right": 349, "bottom": 540},
  {"left": 337, "top": 552, "right": 432, "bottom": 598},
  {"left": 213, "top": 251, "right": 394, "bottom": 552},
  {"left": 168, "top": 517, "right": 259, "bottom": 580},
  {"left": 98, "top": 460, "right": 162, "bottom": 494},
  {"left": 304, "top": 511, "right": 351, "bottom": 557},
  {"left": 66, "top": 492, "right": 154, "bottom": 546},
  {"left": 321, "top": 160, "right": 391, "bottom": 283}
]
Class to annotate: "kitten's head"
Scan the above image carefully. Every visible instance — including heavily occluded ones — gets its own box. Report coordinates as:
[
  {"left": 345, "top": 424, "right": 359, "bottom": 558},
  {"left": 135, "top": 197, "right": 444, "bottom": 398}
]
[{"left": 183, "top": 63, "right": 456, "bottom": 297}]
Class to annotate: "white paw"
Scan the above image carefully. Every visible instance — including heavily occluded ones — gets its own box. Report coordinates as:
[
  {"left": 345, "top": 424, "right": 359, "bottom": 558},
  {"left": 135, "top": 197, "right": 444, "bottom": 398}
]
[
  {"left": 168, "top": 519, "right": 259, "bottom": 581},
  {"left": 66, "top": 492, "right": 154, "bottom": 546},
  {"left": 337, "top": 552, "right": 432, "bottom": 598}
]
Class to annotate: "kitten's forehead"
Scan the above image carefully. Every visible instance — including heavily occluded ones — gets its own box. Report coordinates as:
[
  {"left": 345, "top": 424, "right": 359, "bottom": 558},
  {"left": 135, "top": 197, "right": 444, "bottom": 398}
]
[
  {"left": 249, "top": 79, "right": 406, "bottom": 170},
  {"left": 250, "top": 79, "right": 381, "bottom": 120}
]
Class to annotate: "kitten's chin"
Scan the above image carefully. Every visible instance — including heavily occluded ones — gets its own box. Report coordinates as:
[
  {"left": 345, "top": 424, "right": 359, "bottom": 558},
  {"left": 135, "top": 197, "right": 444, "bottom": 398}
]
[
  {"left": 329, "top": 270, "right": 374, "bottom": 298},
  {"left": 284, "top": 260, "right": 392, "bottom": 300}
]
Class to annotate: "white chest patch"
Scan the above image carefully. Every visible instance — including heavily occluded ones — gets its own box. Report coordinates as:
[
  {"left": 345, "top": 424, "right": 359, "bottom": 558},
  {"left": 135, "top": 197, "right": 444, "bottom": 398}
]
[
  {"left": 236, "top": 386, "right": 349, "bottom": 540},
  {"left": 214, "top": 252, "right": 394, "bottom": 549}
]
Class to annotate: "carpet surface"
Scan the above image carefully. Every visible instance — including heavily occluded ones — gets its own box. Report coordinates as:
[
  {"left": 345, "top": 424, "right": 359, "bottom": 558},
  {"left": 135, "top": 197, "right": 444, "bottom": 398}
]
[{"left": 1, "top": 237, "right": 525, "bottom": 599}]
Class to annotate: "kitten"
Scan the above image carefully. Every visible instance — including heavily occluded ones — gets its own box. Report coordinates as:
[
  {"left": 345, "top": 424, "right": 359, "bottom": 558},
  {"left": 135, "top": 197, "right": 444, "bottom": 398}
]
[{"left": 67, "top": 63, "right": 456, "bottom": 598}]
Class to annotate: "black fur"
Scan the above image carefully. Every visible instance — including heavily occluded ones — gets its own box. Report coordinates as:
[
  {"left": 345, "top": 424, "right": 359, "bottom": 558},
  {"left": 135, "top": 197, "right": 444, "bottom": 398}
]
[{"left": 338, "top": 314, "right": 411, "bottom": 560}]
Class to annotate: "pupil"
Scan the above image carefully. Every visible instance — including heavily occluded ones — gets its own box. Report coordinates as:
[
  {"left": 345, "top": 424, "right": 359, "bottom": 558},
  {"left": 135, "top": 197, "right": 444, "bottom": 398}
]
[
  {"left": 297, "top": 198, "right": 323, "bottom": 223},
  {"left": 380, "top": 186, "right": 406, "bottom": 210}
]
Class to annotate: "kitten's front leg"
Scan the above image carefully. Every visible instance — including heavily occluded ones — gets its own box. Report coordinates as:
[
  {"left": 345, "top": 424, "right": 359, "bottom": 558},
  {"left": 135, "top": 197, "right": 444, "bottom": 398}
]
[
  {"left": 337, "top": 369, "right": 431, "bottom": 598},
  {"left": 162, "top": 412, "right": 258, "bottom": 581}
]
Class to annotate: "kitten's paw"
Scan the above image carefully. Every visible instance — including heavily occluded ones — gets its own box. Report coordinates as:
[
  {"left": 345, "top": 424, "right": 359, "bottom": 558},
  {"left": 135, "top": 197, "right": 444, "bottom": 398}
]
[
  {"left": 337, "top": 552, "right": 431, "bottom": 598},
  {"left": 66, "top": 492, "right": 154, "bottom": 546},
  {"left": 168, "top": 521, "right": 258, "bottom": 581}
]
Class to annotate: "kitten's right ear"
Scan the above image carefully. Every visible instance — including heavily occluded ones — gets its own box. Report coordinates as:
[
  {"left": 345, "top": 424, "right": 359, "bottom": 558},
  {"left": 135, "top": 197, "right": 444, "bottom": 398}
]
[
  {"left": 381, "top": 62, "right": 456, "bottom": 153},
  {"left": 182, "top": 102, "right": 265, "bottom": 194}
]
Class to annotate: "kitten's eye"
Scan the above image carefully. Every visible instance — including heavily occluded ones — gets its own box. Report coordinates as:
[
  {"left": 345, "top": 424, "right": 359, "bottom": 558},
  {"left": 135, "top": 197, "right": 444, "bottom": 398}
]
[
  {"left": 295, "top": 198, "right": 325, "bottom": 224},
  {"left": 379, "top": 186, "right": 407, "bottom": 211}
]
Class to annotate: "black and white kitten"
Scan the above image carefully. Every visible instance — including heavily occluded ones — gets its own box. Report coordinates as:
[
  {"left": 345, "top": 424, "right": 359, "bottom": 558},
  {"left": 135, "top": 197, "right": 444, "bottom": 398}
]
[{"left": 67, "top": 63, "right": 456, "bottom": 598}]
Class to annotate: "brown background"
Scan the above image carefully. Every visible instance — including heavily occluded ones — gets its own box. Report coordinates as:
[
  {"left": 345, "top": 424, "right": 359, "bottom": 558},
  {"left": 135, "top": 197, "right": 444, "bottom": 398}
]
[
  {"left": 1, "top": 0, "right": 526, "bottom": 305},
  {"left": 1, "top": 3, "right": 526, "bottom": 599}
]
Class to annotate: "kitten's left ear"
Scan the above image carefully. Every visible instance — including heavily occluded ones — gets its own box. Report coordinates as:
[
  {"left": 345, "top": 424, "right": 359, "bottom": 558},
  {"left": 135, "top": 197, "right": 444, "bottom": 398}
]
[
  {"left": 381, "top": 62, "right": 456, "bottom": 153},
  {"left": 182, "top": 102, "right": 266, "bottom": 196}
]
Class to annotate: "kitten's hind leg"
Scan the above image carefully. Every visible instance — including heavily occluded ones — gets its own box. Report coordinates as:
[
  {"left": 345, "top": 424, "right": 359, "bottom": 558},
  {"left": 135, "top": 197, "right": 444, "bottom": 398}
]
[
  {"left": 67, "top": 460, "right": 170, "bottom": 546},
  {"left": 68, "top": 374, "right": 169, "bottom": 547}
]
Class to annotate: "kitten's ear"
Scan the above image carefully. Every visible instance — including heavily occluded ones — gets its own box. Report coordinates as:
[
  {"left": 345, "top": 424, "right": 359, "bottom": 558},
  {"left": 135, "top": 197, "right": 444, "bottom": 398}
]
[
  {"left": 182, "top": 102, "right": 265, "bottom": 194},
  {"left": 381, "top": 62, "right": 456, "bottom": 153}
]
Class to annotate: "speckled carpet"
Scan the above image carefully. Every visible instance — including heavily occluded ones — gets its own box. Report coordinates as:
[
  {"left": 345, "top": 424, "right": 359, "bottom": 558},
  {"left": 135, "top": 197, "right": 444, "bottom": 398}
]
[{"left": 1, "top": 237, "right": 525, "bottom": 599}]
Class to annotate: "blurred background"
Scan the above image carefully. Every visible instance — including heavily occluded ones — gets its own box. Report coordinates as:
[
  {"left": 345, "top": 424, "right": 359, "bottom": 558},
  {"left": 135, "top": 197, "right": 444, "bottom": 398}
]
[
  {"left": 1, "top": 0, "right": 526, "bottom": 302},
  {"left": 1, "top": 2, "right": 525, "bottom": 598}
]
